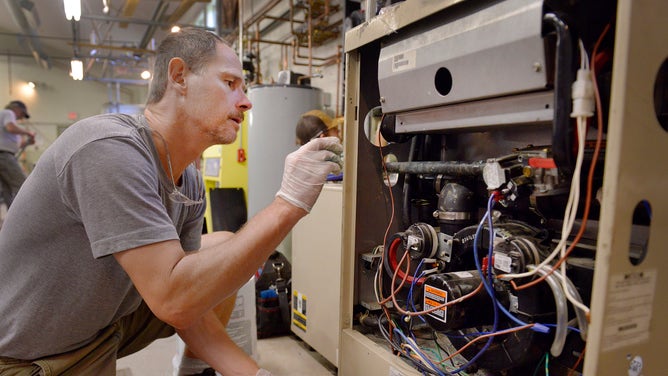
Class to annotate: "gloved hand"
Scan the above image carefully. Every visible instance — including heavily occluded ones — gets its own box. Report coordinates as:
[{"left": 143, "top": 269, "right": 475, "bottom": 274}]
[{"left": 276, "top": 137, "right": 343, "bottom": 212}]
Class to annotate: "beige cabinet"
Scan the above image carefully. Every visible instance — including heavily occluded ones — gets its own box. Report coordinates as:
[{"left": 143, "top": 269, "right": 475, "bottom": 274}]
[{"left": 291, "top": 183, "right": 343, "bottom": 367}]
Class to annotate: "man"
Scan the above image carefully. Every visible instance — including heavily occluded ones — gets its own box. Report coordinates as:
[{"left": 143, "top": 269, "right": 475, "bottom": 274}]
[
  {"left": 0, "top": 100, "right": 35, "bottom": 208},
  {"left": 0, "top": 28, "right": 342, "bottom": 375}
]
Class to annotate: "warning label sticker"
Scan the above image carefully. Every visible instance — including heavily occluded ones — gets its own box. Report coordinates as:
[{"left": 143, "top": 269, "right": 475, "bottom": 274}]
[
  {"left": 602, "top": 269, "right": 656, "bottom": 352},
  {"left": 292, "top": 291, "right": 307, "bottom": 331},
  {"left": 424, "top": 284, "right": 448, "bottom": 323}
]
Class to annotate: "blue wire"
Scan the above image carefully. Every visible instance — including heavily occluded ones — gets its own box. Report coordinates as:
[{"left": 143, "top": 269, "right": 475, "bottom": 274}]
[
  {"left": 446, "top": 193, "right": 499, "bottom": 375},
  {"left": 495, "top": 301, "right": 550, "bottom": 333},
  {"left": 405, "top": 260, "right": 426, "bottom": 349},
  {"left": 409, "top": 265, "right": 428, "bottom": 323},
  {"left": 473, "top": 193, "right": 550, "bottom": 334},
  {"left": 407, "top": 259, "right": 427, "bottom": 323},
  {"left": 543, "top": 323, "right": 581, "bottom": 334},
  {"left": 473, "top": 194, "right": 496, "bottom": 297},
  {"left": 394, "top": 328, "right": 447, "bottom": 376}
]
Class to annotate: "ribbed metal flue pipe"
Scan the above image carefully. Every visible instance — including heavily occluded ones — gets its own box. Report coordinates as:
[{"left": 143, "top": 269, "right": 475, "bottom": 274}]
[{"left": 384, "top": 161, "right": 485, "bottom": 176}]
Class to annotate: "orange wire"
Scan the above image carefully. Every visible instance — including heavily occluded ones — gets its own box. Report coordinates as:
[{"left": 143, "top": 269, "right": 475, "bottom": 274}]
[
  {"left": 439, "top": 324, "right": 535, "bottom": 363},
  {"left": 376, "top": 113, "right": 399, "bottom": 348},
  {"left": 511, "top": 24, "right": 610, "bottom": 301},
  {"left": 567, "top": 346, "right": 586, "bottom": 376}
]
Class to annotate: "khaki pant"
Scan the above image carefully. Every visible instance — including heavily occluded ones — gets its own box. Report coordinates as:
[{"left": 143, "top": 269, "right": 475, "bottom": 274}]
[{"left": 0, "top": 302, "right": 174, "bottom": 376}]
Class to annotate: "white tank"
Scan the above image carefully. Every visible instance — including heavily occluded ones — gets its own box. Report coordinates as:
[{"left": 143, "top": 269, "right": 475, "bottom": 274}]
[{"left": 247, "top": 84, "right": 323, "bottom": 260}]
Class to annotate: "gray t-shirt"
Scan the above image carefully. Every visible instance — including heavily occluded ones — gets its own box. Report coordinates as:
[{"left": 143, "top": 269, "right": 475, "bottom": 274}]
[
  {"left": 0, "top": 113, "right": 205, "bottom": 359},
  {"left": 0, "top": 108, "right": 21, "bottom": 153}
]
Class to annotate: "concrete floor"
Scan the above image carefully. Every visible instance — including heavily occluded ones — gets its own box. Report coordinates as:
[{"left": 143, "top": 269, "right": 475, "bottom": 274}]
[{"left": 116, "top": 333, "right": 337, "bottom": 376}]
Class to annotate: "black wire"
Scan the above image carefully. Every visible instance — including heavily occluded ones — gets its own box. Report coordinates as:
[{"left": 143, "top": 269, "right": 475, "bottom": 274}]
[
  {"left": 402, "top": 136, "right": 418, "bottom": 229},
  {"left": 544, "top": 12, "right": 575, "bottom": 176},
  {"left": 377, "top": 315, "right": 443, "bottom": 375},
  {"left": 432, "top": 332, "right": 458, "bottom": 370}
]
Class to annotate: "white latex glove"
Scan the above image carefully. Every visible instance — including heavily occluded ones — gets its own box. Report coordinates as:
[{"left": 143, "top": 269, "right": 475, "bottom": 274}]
[{"left": 276, "top": 136, "right": 343, "bottom": 212}]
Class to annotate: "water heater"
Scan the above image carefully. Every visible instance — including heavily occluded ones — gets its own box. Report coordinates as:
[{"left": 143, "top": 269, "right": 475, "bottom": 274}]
[{"left": 247, "top": 84, "right": 323, "bottom": 259}]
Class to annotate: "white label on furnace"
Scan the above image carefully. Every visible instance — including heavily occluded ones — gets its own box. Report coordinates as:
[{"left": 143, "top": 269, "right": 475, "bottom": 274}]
[
  {"left": 602, "top": 269, "right": 656, "bottom": 352},
  {"left": 297, "top": 292, "right": 303, "bottom": 313},
  {"left": 391, "top": 50, "right": 416, "bottom": 72},
  {"left": 494, "top": 252, "right": 512, "bottom": 273},
  {"left": 406, "top": 235, "right": 419, "bottom": 248}
]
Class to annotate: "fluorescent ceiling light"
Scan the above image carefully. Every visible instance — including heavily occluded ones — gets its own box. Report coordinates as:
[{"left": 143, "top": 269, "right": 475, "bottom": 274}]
[
  {"left": 71, "top": 59, "right": 83, "bottom": 80},
  {"left": 63, "top": 0, "right": 81, "bottom": 21}
]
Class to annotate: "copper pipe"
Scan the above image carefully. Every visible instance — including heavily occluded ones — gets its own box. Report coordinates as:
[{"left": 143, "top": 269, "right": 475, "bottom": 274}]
[
  {"left": 293, "top": 39, "right": 339, "bottom": 61},
  {"left": 263, "top": 15, "right": 303, "bottom": 23},
  {"left": 282, "top": 44, "right": 288, "bottom": 71},
  {"left": 307, "top": 0, "right": 313, "bottom": 77},
  {"left": 335, "top": 44, "right": 341, "bottom": 117},
  {"left": 296, "top": 73, "right": 323, "bottom": 84},
  {"left": 254, "top": 24, "right": 262, "bottom": 83},
  {"left": 249, "top": 38, "right": 291, "bottom": 46},
  {"left": 291, "top": 56, "right": 338, "bottom": 68}
]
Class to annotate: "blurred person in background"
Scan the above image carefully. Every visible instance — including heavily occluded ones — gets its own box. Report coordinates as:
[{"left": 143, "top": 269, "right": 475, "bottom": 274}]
[
  {"left": 295, "top": 109, "right": 341, "bottom": 146},
  {"left": 0, "top": 100, "right": 35, "bottom": 208}
]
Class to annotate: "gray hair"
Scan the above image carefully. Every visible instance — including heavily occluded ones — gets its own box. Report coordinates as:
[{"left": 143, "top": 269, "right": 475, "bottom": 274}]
[{"left": 146, "top": 28, "right": 227, "bottom": 104}]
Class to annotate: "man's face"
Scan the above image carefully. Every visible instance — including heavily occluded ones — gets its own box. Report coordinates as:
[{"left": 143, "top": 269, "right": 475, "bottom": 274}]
[
  {"left": 14, "top": 107, "right": 27, "bottom": 120},
  {"left": 185, "top": 43, "right": 252, "bottom": 145}
]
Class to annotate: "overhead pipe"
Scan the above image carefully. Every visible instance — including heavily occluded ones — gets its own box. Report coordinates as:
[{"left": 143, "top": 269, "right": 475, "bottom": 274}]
[
  {"left": 281, "top": 44, "right": 289, "bottom": 71},
  {"left": 224, "top": 0, "right": 282, "bottom": 45},
  {"left": 5, "top": 0, "right": 51, "bottom": 69},
  {"left": 291, "top": 39, "right": 340, "bottom": 67},
  {"left": 138, "top": 1, "right": 170, "bottom": 50},
  {"left": 307, "top": 0, "right": 313, "bottom": 76},
  {"left": 238, "top": 0, "right": 243, "bottom": 59},
  {"left": 80, "top": 14, "right": 215, "bottom": 30},
  {"left": 254, "top": 24, "right": 262, "bottom": 83},
  {"left": 239, "top": 0, "right": 343, "bottom": 115},
  {"left": 250, "top": 39, "right": 291, "bottom": 47},
  {"left": 334, "top": 44, "right": 341, "bottom": 116}
]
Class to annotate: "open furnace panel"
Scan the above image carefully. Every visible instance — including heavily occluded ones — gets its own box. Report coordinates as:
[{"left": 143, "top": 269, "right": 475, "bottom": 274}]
[{"left": 340, "top": 0, "right": 668, "bottom": 375}]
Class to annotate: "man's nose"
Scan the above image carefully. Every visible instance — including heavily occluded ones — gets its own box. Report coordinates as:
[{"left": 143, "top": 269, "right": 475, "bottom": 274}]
[{"left": 238, "top": 92, "right": 252, "bottom": 112}]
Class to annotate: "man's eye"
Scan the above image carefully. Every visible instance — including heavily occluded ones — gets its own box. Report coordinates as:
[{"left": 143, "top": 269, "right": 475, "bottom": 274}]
[{"left": 225, "top": 80, "right": 235, "bottom": 88}]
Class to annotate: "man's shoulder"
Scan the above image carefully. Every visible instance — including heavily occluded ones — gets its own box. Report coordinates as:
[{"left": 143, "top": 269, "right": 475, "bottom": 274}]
[
  {"left": 74, "top": 112, "right": 141, "bottom": 128},
  {"left": 0, "top": 108, "right": 16, "bottom": 124},
  {"left": 63, "top": 113, "right": 145, "bottom": 140},
  {"left": 48, "top": 113, "right": 149, "bottom": 167}
]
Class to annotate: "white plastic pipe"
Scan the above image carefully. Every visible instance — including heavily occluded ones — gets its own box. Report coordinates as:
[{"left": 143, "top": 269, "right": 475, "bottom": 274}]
[{"left": 528, "top": 265, "right": 568, "bottom": 357}]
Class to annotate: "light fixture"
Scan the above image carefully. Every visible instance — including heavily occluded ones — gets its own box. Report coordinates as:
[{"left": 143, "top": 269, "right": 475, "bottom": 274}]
[
  {"left": 63, "top": 0, "right": 81, "bottom": 21},
  {"left": 171, "top": 25, "right": 181, "bottom": 33},
  {"left": 21, "top": 82, "right": 36, "bottom": 96},
  {"left": 71, "top": 59, "right": 83, "bottom": 80},
  {"left": 140, "top": 70, "right": 151, "bottom": 80}
]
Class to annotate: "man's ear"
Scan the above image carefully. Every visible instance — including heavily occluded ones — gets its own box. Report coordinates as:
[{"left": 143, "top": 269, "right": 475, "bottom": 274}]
[{"left": 167, "top": 57, "right": 188, "bottom": 93}]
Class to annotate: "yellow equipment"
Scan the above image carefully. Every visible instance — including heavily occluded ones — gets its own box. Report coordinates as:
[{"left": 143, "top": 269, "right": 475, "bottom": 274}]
[{"left": 201, "top": 120, "right": 249, "bottom": 234}]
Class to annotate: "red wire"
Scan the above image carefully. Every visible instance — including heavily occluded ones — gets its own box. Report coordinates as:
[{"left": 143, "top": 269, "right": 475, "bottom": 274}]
[
  {"left": 388, "top": 237, "right": 426, "bottom": 285},
  {"left": 511, "top": 24, "right": 610, "bottom": 298}
]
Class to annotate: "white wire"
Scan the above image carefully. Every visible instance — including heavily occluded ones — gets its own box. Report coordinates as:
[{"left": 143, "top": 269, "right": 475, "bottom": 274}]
[
  {"left": 560, "top": 117, "right": 591, "bottom": 315},
  {"left": 500, "top": 39, "right": 592, "bottom": 282}
]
